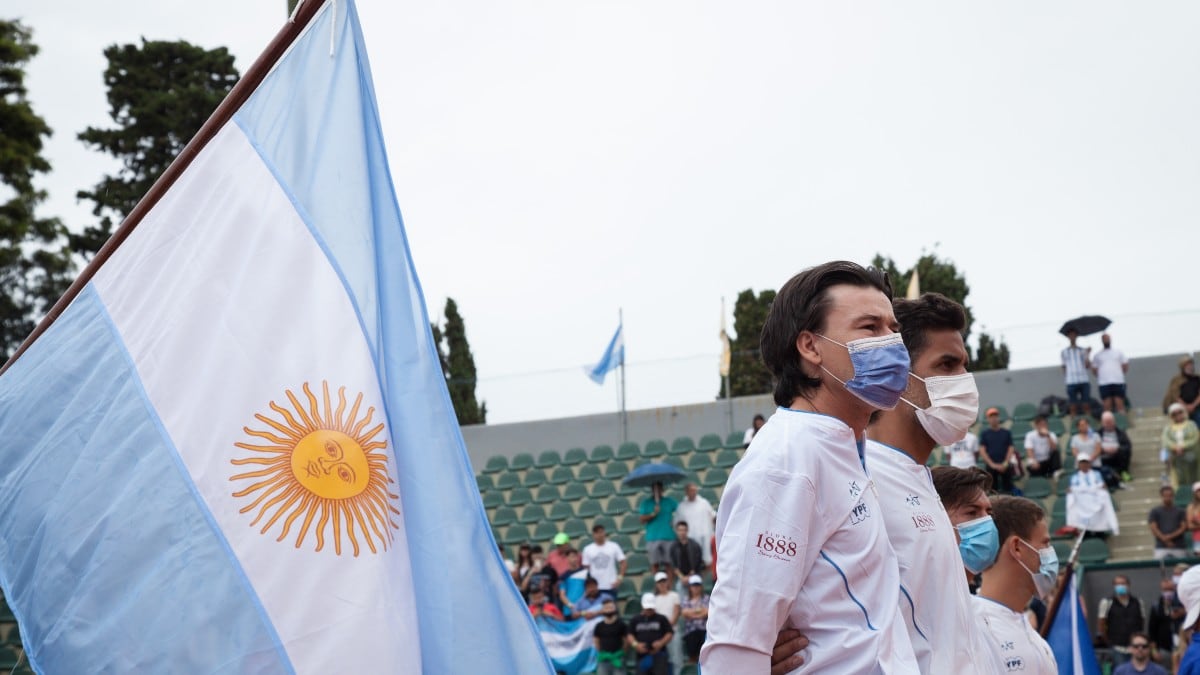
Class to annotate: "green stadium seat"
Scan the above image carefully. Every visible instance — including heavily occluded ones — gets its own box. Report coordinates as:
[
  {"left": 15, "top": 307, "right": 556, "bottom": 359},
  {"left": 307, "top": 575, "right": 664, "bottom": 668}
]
[
  {"left": 617, "top": 577, "right": 637, "bottom": 597},
  {"left": 483, "top": 455, "right": 508, "bottom": 474},
  {"left": 482, "top": 492, "right": 504, "bottom": 509},
  {"left": 664, "top": 456, "right": 685, "bottom": 470},
  {"left": 549, "top": 501, "right": 575, "bottom": 521},
  {"left": 1011, "top": 421, "right": 1032, "bottom": 439},
  {"left": 588, "top": 445, "right": 615, "bottom": 464},
  {"left": 1114, "top": 413, "right": 1130, "bottom": 431},
  {"left": 618, "top": 513, "right": 643, "bottom": 534},
  {"left": 1047, "top": 416, "right": 1067, "bottom": 436},
  {"left": 1077, "top": 539, "right": 1110, "bottom": 565},
  {"left": 1023, "top": 477, "right": 1052, "bottom": 499},
  {"left": 687, "top": 454, "right": 713, "bottom": 471},
  {"left": 616, "top": 481, "right": 641, "bottom": 497},
  {"left": 511, "top": 453, "right": 535, "bottom": 471},
  {"left": 0, "top": 645, "right": 19, "bottom": 670},
  {"left": 603, "top": 461, "right": 628, "bottom": 480},
  {"left": 534, "top": 485, "right": 560, "bottom": 504},
  {"left": 697, "top": 433, "right": 723, "bottom": 453},
  {"left": 524, "top": 469, "right": 547, "bottom": 488},
  {"left": 1051, "top": 540, "right": 1072, "bottom": 563},
  {"left": 714, "top": 450, "right": 740, "bottom": 469},
  {"left": 611, "top": 532, "right": 633, "bottom": 552},
  {"left": 700, "top": 487, "right": 720, "bottom": 505},
  {"left": 1176, "top": 490, "right": 1192, "bottom": 509},
  {"left": 577, "top": 464, "right": 602, "bottom": 482},
  {"left": 594, "top": 516, "right": 618, "bottom": 534},
  {"left": 520, "top": 504, "right": 547, "bottom": 525},
  {"left": 503, "top": 524, "right": 531, "bottom": 546},
  {"left": 724, "top": 430, "right": 746, "bottom": 449},
  {"left": 590, "top": 481, "right": 615, "bottom": 499},
  {"left": 669, "top": 436, "right": 696, "bottom": 455},
  {"left": 496, "top": 471, "right": 521, "bottom": 490},
  {"left": 549, "top": 466, "right": 575, "bottom": 486},
  {"left": 476, "top": 474, "right": 494, "bottom": 492},
  {"left": 535, "top": 450, "right": 561, "bottom": 469},
  {"left": 606, "top": 496, "right": 633, "bottom": 516},
  {"left": 1012, "top": 402, "right": 1038, "bottom": 421},
  {"left": 577, "top": 499, "right": 603, "bottom": 519},
  {"left": 507, "top": 487, "right": 532, "bottom": 507},
  {"left": 532, "top": 521, "right": 559, "bottom": 543},
  {"left": 562, "top": 482, "right": 589, "bottom": 501},
  {"left": 615, "top": 442, "right": 640, "bottom": 461},
  {"left": 1055, "top": 472, "right": 1074, "bottom": 496},
  {"left": 564, "top": 518, "right": 589, "bottom": 539},
  {"left": 625, "top": 553, "right": 650, "bottom": 576},
  {"left": 702, "top": 468, "right": 729, "bottom": 488},
  {"left": 492, "top": 507, "right": 517, "bottom": 527},
  {"left": 642, "top": 440, "right": 667, "bottom": 458},
  {"left": 563, "top": 447, "right": 588, "bottom": 466},
  {"left": 640, "top": 576, "right": 659, "bottom": 594}
]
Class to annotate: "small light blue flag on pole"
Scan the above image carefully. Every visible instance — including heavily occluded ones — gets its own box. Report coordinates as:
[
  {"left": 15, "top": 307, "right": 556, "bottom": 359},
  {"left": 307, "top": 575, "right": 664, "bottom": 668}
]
[{"left": 586, "top": 323, "right": 624, "bottom": 384}]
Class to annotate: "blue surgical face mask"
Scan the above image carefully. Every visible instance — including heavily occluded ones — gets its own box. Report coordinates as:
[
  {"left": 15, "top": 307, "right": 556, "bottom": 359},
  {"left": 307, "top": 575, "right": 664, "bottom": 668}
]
[
  {"left": 1016, "top": 538, "right": 1059, "bottom": 599},
  {"left": 955, "top": 515, "right": 1000, "bottom": 574},
  {"left": 816, "top": 333, "right": 911, "bottom": 410},
  {"left": 1115, "top": 584, "right": 1129, "bottom": 596}
]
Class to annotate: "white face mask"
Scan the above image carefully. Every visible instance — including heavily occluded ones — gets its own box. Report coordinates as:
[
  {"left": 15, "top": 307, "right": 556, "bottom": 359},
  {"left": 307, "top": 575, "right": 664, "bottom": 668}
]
[{"left": 901, "top": 372, "right": 980, "bottom": 446}]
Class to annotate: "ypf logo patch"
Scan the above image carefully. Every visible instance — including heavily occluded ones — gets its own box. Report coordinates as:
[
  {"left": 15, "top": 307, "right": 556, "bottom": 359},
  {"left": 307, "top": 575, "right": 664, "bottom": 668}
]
[{"left": 850, "top": 500, "right": 871, "bottom": 524}]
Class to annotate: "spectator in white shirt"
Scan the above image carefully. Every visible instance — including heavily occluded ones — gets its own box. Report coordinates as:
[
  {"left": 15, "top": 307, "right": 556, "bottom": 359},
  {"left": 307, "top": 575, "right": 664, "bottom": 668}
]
[
  {"left": 1023, "top": 415, "right": 1061, "bottom": 478},
  {"left": 946, "top": 433, "right": 981, "bottom": 469},
  {"left": 1092, "top": 333, "right": 1130, "bottom": 414},
  {"left": 742, "top": 414, "right": 765, "bottom": 448},
  {"left": 673, "top": 483, "right": 716, "bottom": 568},
  {"left": 581, "top": 524, "right": 627, "bottom": 599}
]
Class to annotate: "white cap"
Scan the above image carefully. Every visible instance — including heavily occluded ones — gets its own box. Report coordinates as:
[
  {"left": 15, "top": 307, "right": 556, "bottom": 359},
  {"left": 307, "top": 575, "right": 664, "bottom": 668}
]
[
  {"left": 688, "top": 575, "right": 703, "bottom": 585},
  {"left": 653, "top": 571, "right": 668, "bottom": 582},
  {"left": 1181, "top": 566, "right": 1200, "bottom": 629},
  {"left": 641, "top": 592, "right": 657, "bottom": 611}
]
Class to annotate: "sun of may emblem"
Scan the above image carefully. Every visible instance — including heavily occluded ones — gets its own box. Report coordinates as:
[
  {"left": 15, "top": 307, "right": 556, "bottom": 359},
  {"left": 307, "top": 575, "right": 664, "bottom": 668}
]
[{"left": 230, "top": 381, "right": 400, "bottom": 556}]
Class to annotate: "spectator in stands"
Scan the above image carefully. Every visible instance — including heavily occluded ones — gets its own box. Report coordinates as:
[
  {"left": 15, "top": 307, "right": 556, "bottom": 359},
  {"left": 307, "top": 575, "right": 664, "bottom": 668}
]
[
  {"left": 582, "top": 524, "right": 627, "bottom": 600},
  {"left": 972, "top": 495, "right": 1058, "bottom": 674},
  {"left": 569, "top": 576, "right": 610, "bottom": 620},
  {"left": 520, "top": 545, "right": 558, "bottom": 602},
  {"left": 515, "top": 543, "right": 534, "bottom": 585},
  {"left": 528, "top": 586, "right": 564, "bottom": 620},
  {"left": 1023, "top": 415, "right": 1061, "bottom": 478},
  {"left": 638, "top": 482, "right": 677, "bottom": 576},
  {"left": 1163, "top": 357, "right": 1200, "bottom": 426},
  {"left": 1148, "top": 578, "right": 1186, "bottom": 668},
  {"left": 1099, "top": 411, "right": 1134, "bottom": 483},
  {"left": 1067, "top": 456, "right": 1119, "bottom": 536},
  {"left": 1165, "top": 403, "right": 1200, "bottom": 490},
  {"left": 1148, "top": 485, "right": 1188, "bottom": 560},
  {"left": 1092, "top": 333, "right": 1130, "bottom": 414},
  {"left": 558, "top": 549, "right": 588, "bottom": 615},
  {"left": 593, "top": 597, "right": 629, "bottom": 675},
  {"left": 946, "top": 431, "right": 981, "bottom": 469},
  {"left": 680, "top": 575, "right": 709, "bottom": 666},
  {"left": 1100, "top": 574, "right": 1148, "bottom": 666},
  {"left": 651, "top": 571, "right": 681, "bottom": 628},
  {"left": 629, "top": 593, "right": 674, "bottom": 675},
  {"left": 1114, "top": 631, "right": 1168, "bottom": 675},
  {"left": 1072, "top": 417, "right": 1120, "bottom": 489},
  {"left": 673, "top": 483, "right": 716, "bottom": 570},
  {"left": 547, "top": 532, "right": 574, "bottom": 577},
  {"left": 742, "top": 414, "right": 765, "bottom": 448},
  {"left": 980, "top": 407, "right": 1017, "bottom": 494},
  {"left": 1174, "top": 566, "right": 1200, "bottom": 675},
  {"left": 669, "top": 522, "right": 704, "bottom": 589},
  {"left": 1062, "top": 328, "right": 1092, "bottom": 419}
]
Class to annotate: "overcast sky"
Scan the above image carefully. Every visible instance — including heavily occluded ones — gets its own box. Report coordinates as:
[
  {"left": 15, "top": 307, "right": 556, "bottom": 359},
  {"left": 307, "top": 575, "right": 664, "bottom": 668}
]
[{"left": 10, "top": 0, "right": 1200, "bottom": 424}]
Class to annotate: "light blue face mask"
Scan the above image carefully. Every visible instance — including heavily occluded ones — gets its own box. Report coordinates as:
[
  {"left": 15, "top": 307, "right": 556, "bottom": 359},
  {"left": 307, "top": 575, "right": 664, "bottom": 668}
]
[
  {"left": 817, "top": 333, "right": 911, "bottom": 410},
  {"left": 1018, "top": 538, "right": 1059, "bottom": 598},
  {"left": 955, "top": 515, "right": 1000, "bottom": 574}
]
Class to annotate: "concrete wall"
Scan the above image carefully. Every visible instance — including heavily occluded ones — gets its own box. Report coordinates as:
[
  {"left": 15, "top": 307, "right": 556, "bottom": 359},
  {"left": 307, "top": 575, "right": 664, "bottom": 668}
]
[{"left": 461, "top": 352, "right": 1193, "bottom": 469}]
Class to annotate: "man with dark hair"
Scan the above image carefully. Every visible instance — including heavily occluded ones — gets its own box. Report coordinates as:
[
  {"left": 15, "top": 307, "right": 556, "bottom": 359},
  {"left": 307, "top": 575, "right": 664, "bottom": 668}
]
[
  {"left": 742, "top": 414, "right": 766, "bottom": 447},
  {"left": 669, "top": 521, "right": 704, "bottom": 587},
  {"left": 1147, "top": 579, "right": 1185, "bottom": 669},
  {"left": 1100, "top": 574, "right": 1148, "bottom": 666},
  {"left": 1113, "top": 631, "right": 1168, "bottom": 675},
  {"left": 931, "top": 466, "right": 995, "bottom": 587},
  {"left": 1148, "top": 485, "right": 1187, "bottom": 560},
  {"left": 1023, "top": 415, "right": 1061, "bottom": 478},
  {"left": 972, "top": 496, "right": 1058, "bottom": 674},
  {"left": 703, "top": 261, "right": 918, "bottom": 673}
]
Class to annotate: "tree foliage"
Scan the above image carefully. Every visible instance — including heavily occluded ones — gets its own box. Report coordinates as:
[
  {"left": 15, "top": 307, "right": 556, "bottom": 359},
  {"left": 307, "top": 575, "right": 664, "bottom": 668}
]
[
  {"left": 872, "top": 251, "right": 1010, "bottom": 371},
  {"left": 74, "top": 39, "right": 239, "bottom": 256},
  {"left": 0, "top": 20, "right": 73, "bottom": 360},
  {"left": 720, "top": 288, "right": 776, "bottom": 398},
  {"left": 433, "top": 298, "right": 487, "bottom": 425}
]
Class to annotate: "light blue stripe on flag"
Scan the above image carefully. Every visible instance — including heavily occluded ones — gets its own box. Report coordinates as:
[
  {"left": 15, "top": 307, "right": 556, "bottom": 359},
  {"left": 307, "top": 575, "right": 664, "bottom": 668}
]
[
  {"left": 0, "top": 287, "right": 290, "bottom": 674},
  {"left": 1047, "top": 575, "right": 1102, "bottom": 675},
  {"left": 538, "top": 616, "right": 600, "bottom": 675},
  {"left": 586, "top": 323, "right": 624, "bottom": 384}
]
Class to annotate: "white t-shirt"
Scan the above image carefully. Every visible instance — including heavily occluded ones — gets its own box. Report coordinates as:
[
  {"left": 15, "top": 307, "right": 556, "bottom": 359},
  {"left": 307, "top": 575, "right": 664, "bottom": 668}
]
[
  {"left": 675, "top": 496, "right": 717, "bottom": 564},
  {"left": 653, "top": 590, "right": 681, "bottom": 623},
  {"left": 972, "top": 595, "right": 1057, "bottom": 674},
  {"left": 1091, "top": 348, "right": 1128, "bottom": 385},
  {"left": 865, "top": 440, "right": 997, "bottom": 675},
  {"left": 1024, "top": 430, "right": 1058, "bottom": 463},
  {"left": 581, "top": 540, "right": 626, "bottom": 591},
  {"left": 743, "top": 427, "right": 756, "bottom": 446},
  {"left": 700, "top": 410, "right": 918, "bottom": 674},
  {"left": 946, "top": 434, "right": 980, "bottom": 469}
]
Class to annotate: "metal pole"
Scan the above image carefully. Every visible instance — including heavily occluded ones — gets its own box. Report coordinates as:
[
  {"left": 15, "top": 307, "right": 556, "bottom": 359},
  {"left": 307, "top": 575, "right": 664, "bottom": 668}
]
[{"left": 619, "top": 308, "right": 628, "bottom": 444}]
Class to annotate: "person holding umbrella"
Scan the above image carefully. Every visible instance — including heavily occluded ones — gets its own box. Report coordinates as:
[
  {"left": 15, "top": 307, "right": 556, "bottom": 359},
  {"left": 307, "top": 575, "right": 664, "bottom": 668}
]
[{"left": 639, "top": 481, "right": 678, "bottom": 577}]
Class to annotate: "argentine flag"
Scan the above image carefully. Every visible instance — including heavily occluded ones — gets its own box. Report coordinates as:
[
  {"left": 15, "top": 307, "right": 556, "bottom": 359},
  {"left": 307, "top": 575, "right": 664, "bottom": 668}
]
[
  {"left": 586, "top": 323, "right": 624, "bottom": 384},
  {"left": 0, "top": 1, "right": 551, "bottom": 673},
  {"left": 1047, "top": 574, "right": 1102, "bottom": 675}
]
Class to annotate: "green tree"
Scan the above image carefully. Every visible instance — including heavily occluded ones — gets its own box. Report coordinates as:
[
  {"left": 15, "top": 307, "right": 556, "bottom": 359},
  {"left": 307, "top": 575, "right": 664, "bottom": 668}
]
[
  {"left": 720, "top": 288, "right": 776, "bottom": 397},
  {"left": 74, "top": 39, "right": 239, "bottom": 256},
  {"left": 434, "top": 298, "right": 486, "bottom": 425},
  {"left": 0, "top": 20, "right": 73, "bottom": 360},
  {"left": 872, "top": 251, "right": 1010, "bottom": 370}
]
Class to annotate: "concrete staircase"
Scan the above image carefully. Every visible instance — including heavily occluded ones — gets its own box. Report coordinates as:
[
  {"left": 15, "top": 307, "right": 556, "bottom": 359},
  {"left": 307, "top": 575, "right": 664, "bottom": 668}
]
[{"left": 1102, "top": 409, "right": 1172, "bottom": 562}]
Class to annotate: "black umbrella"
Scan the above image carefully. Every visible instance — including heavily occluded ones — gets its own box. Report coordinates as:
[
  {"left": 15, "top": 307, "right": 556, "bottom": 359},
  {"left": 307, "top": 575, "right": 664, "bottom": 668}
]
[
  {"left": 1059, "top": 315, "right": 1111, "bottom": 337},
  {"left": 622, "top": 462, "right": 687, "bottom": 488}
]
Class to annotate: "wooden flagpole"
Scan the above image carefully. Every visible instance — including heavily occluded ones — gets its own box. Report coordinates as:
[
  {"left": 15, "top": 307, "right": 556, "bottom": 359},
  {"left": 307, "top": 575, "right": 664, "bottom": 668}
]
[{"left": 0, "top": 0, "right": 329, "bottom": 375}]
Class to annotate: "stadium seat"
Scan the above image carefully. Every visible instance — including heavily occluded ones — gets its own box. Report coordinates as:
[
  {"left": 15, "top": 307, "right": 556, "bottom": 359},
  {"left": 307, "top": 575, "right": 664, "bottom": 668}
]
[
  {"left": 483, "top": 455, "right": 508, "bottom": 474},
  {"left": 564, "top": 519, "right": 589, "bottom": 539},
  {"left": 702, "top": 468, "right": 728, "bottom": 488},
  {"left": 687, "top": 454, "right": 713, "bottom": 471},
  {"left": 713, "top": 450, "right": 740, "bottom": 469},
  {"left": 1177, "top": 490, "right": 1192, "bottom": 509},
  {"left": 615, "top": 442, "right": 640, "bottom": 461},
  {"left": 562, "top": 482, "right": 589, "bottom": 502},
  {"left": 535, "top": 450, "right": 561, "bottom": 469},
  {"left": 496, "top": 471, "right": 521, "bottom": 490},
  {"left": 577, "top": 464, "right": 602, "bottom": 482},
  {"left": 476, "top": 474, "right": 494, "bottom": 492},
  {"left": 549, "top": 502, "right": 575, "bottom": 521},
  {"left": 1010, "top": 421, "right": 1032, "bottom": 438},
  {"left": 563, "top": 447, "right": 588, "bottom": 466},
  {"left": 664, "top": 456, "right": 685, "bottom": 470},
  {"left": 548, "top": 466, "right": 575, "bottom": 486},
  {"left": 697, "top": 433, "right": 723, "bottom": 453},
  {"left": 616, "top": 479, "right": 641, "bottom": 497},
  {"left": 700, "top": 487, "right": 720, "bottom": 505},
  {"left": 1052, "top": 540, "right": 1072, "bottom": 562},
  {"left": 606, "top": 496, "right": 632, "bottom": 516},
  {"left": 590, "top": 481, "right": 615, "bottom": 499},
  {"left": 618, "top": 514, "right": 643, "bottom": 534},
  {"left": 1078, "top": 539, "right": 1110, "bottom": 565},
  {"left": 511, "top": 453, "right": 535, "bottom": 471},
  {"left": 507, "top": 487, "right": 532, "bottom": 507},
  {"left": 669, "top": 436, "right": 696, "bottom": 455},
  {"left": 491, "top": 507, "right": 517, "bottom": 527},
  {"left": 1023, "top": 477, "right": 1052, "bottom": 499},
  {"left": 642, "top": 440, "right": 667, "bottom": 458},
  {"left": 588, "top": 445, "right": 614, "bottom": 464},
  {"left": 577, "top": 499, "right": 603, "bottom": 519},
  {"left": 523, "top": 469, "right": 547, "bottom": 488},
  {"left": 640, "top": 576, "right": 658, "bottom": 594},
  {"left": 724, "top": 431, "right": 745, "bottom": 449},
  {"left": 617, "top": 577, "right": 637, "bottom": 599},
  {"left": 1114, "top": 413, "right": 1130, "bottom": 431},
  {"left": 1055, "top": 472, "right": 1074, "bottom": 496},
  {"left": 603, "top": 461, "right": 628, "bottom": 480},
  {"left": 520, "top": 504, "right": 547, "bottom": 525},
  {"left": 503, "top": 524, "right": 531, "bottom": 546},
  {"left": 1012, "top": 402, "right": 1038, "bottom": 422},
  {"left": 1047, "top": 416, "right": 1067, "bottom": 436},
  {"left": 532, "top": 521, "right": 559, "bottom": 543},
  {"left": 534, "top": 485, "right": 561, "bottom": 504},
  {"left": 625, "top": 553, "right": 650, "bottom": 576},
  {"left": 482, "top": 492, "right": 504, "bottom": 509}
]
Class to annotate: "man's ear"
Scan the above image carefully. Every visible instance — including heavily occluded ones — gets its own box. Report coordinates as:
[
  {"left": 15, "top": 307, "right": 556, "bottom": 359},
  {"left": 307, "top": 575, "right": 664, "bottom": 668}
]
[{"left": 796, "top": 331, "right": 821, "bottom": 369}]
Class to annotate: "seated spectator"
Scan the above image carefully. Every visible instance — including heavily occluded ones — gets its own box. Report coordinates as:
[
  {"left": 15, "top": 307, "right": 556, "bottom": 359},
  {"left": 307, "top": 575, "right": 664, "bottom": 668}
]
[
  {"left": 1149, "top": 486, "right": 1188, "bottom": 560},
  {"left": 520, "top": 545, "right": 558, "bottom": 602},
  {"left": 1098, "top": 411, "right": 1134, "bottom": 483},
  {"left": 571, "top": 577, "right": 612, "bottom": 620},
  {"left": 1023, "top": 415, "right": 1061, "bottom": 478},
  {"left": 669, "top": 522, "right": 704, "bottom": 588},
  {"left": 529, "top": 586, "right": 564, "bottom": 620},
  {"left": 743, "top": 414, "right": 765, "bottom": 447},
  {"left": 1113, "top": 632, "right": 1168, "bottom": 675},
  {"left": 558, "top": 549, "right": 588, "bottom": 616},
  {"left": 629, "top": 593, "right": 674, "bottom": 675},
  {"left": 1165, "top": 403, "right": 1200, "bottom": 490},
  {"left": 1067, "top": 456, "right": 1119, "bottom": 536},
  {"left": 593, "top": 597, "right": 628, "bottom": 675},
  {"left": 946, "top": 432, "right": 981, "bottom": 470},
  {"left": 680, "top": 575, "right": 710, "bottom": 666},
  {"left": 1073, "top": 417, "right": 1120, "bottom": 489}
]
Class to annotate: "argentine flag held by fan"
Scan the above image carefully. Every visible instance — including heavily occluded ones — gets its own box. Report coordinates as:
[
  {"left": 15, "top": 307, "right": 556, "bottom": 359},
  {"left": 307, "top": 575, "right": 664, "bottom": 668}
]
[
  {"left": 1047, "top": 574, "right": 1102, "bottom": 675},
  {"left": 538, "top": 616, "right": 602, "bottom": 675},
  {"left": 586, "top": 322, "right": 624, "bottom": 384},
  {"left": 0, "top": 1, "right": 551, "bottom": 673}
]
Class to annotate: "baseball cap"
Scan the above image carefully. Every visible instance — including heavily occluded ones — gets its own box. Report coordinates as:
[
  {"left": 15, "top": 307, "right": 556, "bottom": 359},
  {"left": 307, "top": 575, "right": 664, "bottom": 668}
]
[
  {"left": 985, "top": 407, "right": 999, "bottom": 417},
  {"left": 1180, "top": 566, "right": 1200, "bottom": 629},
  {"left": 688, "top": 575, "right": 703, "bottom": 585},
  {"left": 641, "top": 593, "right": 657, "bottom": 611},
  {"left": 653, "top": 571, "right": 668, "bottom": 582},
  {"left": 552, "top": 532, "right": 569, "bottom": 545},
  {"left": 1075, "top": 455, "right": 1091, "bottom": 466},
  {"left": 1170, "top": 402, "right": 1188, "bottom": 415}
]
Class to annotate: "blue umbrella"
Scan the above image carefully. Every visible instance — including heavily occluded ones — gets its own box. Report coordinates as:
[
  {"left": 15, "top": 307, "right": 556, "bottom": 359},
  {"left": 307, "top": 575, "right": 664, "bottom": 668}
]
[{"left": 622, "top": 462, "right": 687, "bottom": 488}]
